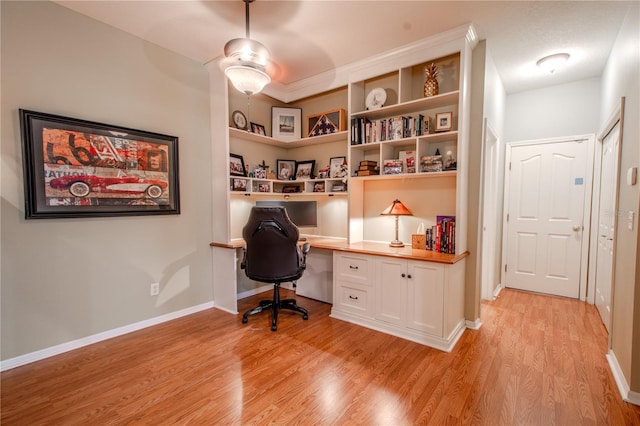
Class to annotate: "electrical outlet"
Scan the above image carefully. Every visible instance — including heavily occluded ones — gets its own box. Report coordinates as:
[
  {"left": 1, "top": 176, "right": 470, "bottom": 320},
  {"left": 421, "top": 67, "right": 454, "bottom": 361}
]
[{"left": 150, "top": 282, "right": 160, "bottom": 296}]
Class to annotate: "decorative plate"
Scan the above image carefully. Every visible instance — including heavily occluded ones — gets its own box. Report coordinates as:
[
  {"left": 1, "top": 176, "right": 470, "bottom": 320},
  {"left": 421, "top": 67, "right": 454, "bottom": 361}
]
[
  {"left": 232, "top": 110, "right": 247, "bottom": 130},
  {"left": 365, "top": 88, "right": 387, "bottom": 110}
]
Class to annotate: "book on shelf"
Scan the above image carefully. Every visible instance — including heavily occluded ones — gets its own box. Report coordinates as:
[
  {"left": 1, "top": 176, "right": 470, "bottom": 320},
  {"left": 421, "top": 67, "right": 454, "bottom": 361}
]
[
  {"left": 360, "top": 160, "right": 378, "bottom": 166},
  {"left": 358, "top": 164, "right": 378, "bottom": 171},
  {"left": 356, "top": 169, "right": 380, "bottom": 176},
  {"left": 350, "top": 115, "right": 432, "bottom": 145},
  {"left": 426, "top": 216, "right": 455, "bottom": 254}
]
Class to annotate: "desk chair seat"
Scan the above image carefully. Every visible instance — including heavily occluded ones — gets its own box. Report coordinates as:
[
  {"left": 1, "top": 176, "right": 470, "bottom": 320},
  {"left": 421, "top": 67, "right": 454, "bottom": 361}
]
[{"left": 240, "top": 207, "right": 311, "bottom": 331}]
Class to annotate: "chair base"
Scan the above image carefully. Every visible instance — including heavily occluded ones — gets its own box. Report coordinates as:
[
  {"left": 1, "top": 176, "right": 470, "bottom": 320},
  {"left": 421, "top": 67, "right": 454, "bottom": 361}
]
[{"left": 242, "top": 283, "right": 308, "bottom": 331}]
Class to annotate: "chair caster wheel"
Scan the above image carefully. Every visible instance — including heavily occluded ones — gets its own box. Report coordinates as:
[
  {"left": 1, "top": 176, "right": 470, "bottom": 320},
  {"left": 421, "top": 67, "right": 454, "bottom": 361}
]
[
  {"left": 242, "top": 317, "right": 248, "bottom": 324},
  {"left": 303, "top": 314, "right": 309, "bottom": 320},
  {"left": 271, "top": 325, "right": 277, "bottom": 331}
]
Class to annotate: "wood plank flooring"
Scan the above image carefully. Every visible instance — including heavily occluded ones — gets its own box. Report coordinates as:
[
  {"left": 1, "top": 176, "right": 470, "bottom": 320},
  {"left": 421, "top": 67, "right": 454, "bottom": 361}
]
[{"left": 2, "top": 288, "right": 640, "bottom": 425}]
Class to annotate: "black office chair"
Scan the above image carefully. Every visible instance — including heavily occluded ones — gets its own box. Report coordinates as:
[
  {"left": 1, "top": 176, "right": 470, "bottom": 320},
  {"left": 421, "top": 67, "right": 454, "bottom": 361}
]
[{"left": 241, "top": 206, "right": 311, "bottom": 331}]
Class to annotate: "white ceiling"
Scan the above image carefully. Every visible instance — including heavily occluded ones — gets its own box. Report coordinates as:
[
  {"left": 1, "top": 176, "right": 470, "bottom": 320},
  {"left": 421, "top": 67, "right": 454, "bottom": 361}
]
[{"left": 54, "top": 1, "right": 632, "bottom": 94}]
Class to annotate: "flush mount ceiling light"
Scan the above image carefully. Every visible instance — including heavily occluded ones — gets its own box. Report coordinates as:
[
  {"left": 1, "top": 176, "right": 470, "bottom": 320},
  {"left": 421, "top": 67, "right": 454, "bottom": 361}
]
[
  {"left": 536, "top": 53, "right": 570, "bottom": 74},
  {"left": 223, "top": 0, "right": 271, "bottom": 95}
]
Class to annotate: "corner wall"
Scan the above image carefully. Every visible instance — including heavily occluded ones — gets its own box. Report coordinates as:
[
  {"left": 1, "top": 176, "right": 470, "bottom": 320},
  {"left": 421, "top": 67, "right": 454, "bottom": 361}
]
[
  {"left": 1, "top": 1, "right": 213, "bottom": 361},
  {"left": 599, "top": 1, "right": 640, "bottom": 397}
]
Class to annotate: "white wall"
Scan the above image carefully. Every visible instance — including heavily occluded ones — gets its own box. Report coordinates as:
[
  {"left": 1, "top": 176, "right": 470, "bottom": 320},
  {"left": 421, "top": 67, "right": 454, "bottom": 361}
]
[
  {"left": 504, "top": 77, "right": 601, "bottom": 142},
  {"left": 599, "top": 1, "right": 640, "bottom": 394},
  {"left": 1, "top": 1, "right": 213, "bottom": 361}
]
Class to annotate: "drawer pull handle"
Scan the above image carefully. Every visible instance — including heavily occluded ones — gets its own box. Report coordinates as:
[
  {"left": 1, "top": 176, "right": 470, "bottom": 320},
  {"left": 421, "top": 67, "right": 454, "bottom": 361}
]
[
  {"left": 349, "top": 265, "right": 359, "bottom": 270},
  {"left": 349, "top": 295, "right": 359, "bottom": 300}
]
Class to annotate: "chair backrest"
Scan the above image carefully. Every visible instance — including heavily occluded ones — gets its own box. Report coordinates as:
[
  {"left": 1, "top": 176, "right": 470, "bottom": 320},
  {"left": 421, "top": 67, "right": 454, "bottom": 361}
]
[{"left": 242, "top": 206, "right": 303, "bottom": 283}]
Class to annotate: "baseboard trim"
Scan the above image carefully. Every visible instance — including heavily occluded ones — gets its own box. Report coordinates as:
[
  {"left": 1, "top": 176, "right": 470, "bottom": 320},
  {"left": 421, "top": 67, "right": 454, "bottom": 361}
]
[
  {"left": 606, "top": 349, "right": 640, "bottom": 406},
  {"left": 493, "top": 284, "right": 503, "bottom": 299},
  {"left": 466, "top": 318, "right": 482, "bottom": 330},
  {"left": 0, "top": 301, "right": 214, "bottom": 372}
]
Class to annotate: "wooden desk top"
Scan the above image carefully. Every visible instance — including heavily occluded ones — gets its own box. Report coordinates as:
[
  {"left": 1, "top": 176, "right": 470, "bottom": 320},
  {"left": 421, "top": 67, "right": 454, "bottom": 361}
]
[{"left": 210, "top": 236, "right": 468, "bottom": 264}]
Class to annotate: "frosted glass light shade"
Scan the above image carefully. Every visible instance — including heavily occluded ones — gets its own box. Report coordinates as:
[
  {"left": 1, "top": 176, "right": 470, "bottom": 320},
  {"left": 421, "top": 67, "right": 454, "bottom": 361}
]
[
  {"left": 536, "top": 53, "right": 570, "bottom": 74},
  {"left": 225, "top": 65, "right": 271, "bottom": 95}
]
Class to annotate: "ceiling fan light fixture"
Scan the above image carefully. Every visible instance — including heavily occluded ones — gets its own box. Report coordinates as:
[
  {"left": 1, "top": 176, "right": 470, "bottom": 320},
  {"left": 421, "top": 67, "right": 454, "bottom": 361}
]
[
  {"left": 223, "top": 0, "right": 271, "bottom": 95},
  {"left": 536, "top": 53, "right": 570, "bottom": 74},
  {"left": 225, "top": 64, "right": 270, "bottom": 96}
]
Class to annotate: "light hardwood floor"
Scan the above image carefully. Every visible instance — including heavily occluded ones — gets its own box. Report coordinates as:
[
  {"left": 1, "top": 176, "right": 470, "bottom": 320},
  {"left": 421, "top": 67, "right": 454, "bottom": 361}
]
[{"left": 2, "top": 288, "right": 640, "bottom": 425}]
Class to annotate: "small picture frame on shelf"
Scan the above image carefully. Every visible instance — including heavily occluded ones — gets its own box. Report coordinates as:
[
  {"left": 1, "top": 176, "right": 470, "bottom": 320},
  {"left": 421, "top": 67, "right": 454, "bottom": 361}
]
[
  {"left": 276, "top": 159, "right": 295, "bottom": 180},
  {"left": 272, "top": 106, "right": 302, "bottom": 142},
  {"left": 232, "top": 178, "right": 247, "bottom": 191},
  {"left": 313, "top": 182, "right": 325, "bottom": 193},
  {"left": 229, "top": 153, "right": 246, "bottom": 176},
  {"left": 250, "top": 122, "right": 266, "bottom": 136},
  {"left": 330, "top": 156, "right": 348, "bottom": 178},
  {"left": 435, "top": 112, "right": 453, "bottom": 132},
  {"left": 282, "top": 185, "right": 300, "bottom": 193},
  {"left": 258, "top": 184, "right": 270, "bottom": 193},
  {"left": 295, "top": 160, "right": 316, "bottom": 180},
  {"left": 254, "top": 167, "right": 266, "bottom": 179}
]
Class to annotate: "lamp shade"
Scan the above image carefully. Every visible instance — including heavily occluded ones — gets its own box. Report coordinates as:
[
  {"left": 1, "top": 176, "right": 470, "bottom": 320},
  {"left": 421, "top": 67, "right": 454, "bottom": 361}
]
[
  {"left": 380, "top": 199, "right": 412, "bottom": 216},
  {"left": 224, "top": 64, "right": 271, "bottom": 95}
]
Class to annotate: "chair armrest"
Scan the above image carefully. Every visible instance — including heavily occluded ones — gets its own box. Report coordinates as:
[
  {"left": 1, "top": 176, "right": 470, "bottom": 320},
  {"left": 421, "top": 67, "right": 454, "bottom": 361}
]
[{"left": 240, "top": 248, "right": 247, "bottom": 270}]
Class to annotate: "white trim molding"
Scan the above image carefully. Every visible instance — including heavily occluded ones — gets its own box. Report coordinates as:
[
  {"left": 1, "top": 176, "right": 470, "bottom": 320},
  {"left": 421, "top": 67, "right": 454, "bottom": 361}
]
[
  {"left": 607, "top": 349, "right": 640, "bottom": 406},
  {"left": 1, "top": 301, "right": 214, "bottom": 372},
  {"left": 466, "top": 318, "right": 482, "bottom": 330}
]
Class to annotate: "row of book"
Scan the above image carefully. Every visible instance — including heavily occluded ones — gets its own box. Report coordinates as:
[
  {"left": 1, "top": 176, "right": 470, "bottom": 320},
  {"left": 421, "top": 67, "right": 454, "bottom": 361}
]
[
  {"left": 425, "top": 216, "right": 455, "bottom": 254},
  {"left": 351, "top": 115, "right": 430, "bottom": 145}
]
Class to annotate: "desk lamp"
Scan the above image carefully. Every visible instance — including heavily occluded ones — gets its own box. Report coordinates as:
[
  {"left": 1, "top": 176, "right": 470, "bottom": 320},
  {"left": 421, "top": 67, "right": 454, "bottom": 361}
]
[{"left": 380, "top": 199, "right": 412, "bottom": 247}]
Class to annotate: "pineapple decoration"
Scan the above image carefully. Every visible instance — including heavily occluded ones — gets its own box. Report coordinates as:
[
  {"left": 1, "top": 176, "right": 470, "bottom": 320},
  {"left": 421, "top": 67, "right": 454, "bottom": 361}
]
[{"left": 423, "top": 63, "right": 439, "bottom": 98}]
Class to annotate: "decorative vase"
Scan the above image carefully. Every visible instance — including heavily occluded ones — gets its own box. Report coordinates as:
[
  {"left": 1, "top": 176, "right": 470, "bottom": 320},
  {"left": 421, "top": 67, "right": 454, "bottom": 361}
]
[{"left": 424, "top": 63, "right": 439, "bottom": 98}]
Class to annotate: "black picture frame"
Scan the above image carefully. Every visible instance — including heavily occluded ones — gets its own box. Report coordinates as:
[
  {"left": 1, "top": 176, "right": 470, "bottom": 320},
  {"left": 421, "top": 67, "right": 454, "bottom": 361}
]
[
  {"left": 19, "top": 109, "right": 180, "bottom": 219},
  {"left": 276, "top": 159, "right": 295, "bottom": 180},
  {"left": 229, "top": 153, "right": 247, "bottom": 177},
  {"left": 250, "top": 122, "right": 266, "bottom": 136},
  {"left": 295, "top": 160, "right": 316, "bottom": 180}
]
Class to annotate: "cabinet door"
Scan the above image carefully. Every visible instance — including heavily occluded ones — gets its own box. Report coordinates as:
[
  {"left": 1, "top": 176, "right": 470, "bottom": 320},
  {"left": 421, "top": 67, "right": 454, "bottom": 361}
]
[
  {"left": 375, "top": 258, "right": 407, "bottom": 326},
  {"left": 406, "top": 261, "right": 444, "bottom": 336}
]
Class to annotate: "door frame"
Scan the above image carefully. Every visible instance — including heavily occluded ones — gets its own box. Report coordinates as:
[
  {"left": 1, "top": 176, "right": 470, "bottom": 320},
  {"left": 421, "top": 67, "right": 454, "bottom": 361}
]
[
  {"left": 587, "top": 97, "right": 625, "bottom": 337},
  {"left": 480, "top": 118, "right": 501, "bottom": 300},
  {"left": 501, "top": 134, "right": 595, "bottom": 301}
]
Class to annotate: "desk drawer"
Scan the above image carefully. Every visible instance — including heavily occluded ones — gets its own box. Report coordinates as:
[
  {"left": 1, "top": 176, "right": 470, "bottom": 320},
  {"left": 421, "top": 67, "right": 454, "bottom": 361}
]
[
  {"left": 334, "top": 281, "right": 373, "bottom": 317},
  {"left": 334, "top": 253, "right": 372, "bottom": 286}
]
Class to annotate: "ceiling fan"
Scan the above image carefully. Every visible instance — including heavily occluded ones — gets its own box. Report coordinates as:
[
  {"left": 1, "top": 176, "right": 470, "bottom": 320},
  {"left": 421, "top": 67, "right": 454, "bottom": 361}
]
[{"left": 221, "top": 0, "right": 276, "bottom": 96}]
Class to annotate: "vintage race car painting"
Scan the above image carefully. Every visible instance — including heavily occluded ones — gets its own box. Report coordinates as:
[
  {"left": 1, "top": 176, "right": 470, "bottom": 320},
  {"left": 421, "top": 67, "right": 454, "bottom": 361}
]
[{"left": 20, "top": 109, "right": 180, "bottom": 218}]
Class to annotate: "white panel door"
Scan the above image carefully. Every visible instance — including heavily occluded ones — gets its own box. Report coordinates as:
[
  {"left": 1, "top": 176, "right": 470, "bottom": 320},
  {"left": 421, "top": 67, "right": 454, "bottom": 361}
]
[
  {"left": 595, "top": 124, "right": 619, "bottom": 332},
  {"left": 505, "top": 140, "right": 588, "bottom": 298}
]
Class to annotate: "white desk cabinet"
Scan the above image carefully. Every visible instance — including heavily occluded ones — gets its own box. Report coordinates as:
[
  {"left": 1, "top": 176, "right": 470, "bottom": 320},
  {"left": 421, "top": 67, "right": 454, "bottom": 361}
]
[{"left": 332, "top": 251, "right": 466, "bottom": 352}]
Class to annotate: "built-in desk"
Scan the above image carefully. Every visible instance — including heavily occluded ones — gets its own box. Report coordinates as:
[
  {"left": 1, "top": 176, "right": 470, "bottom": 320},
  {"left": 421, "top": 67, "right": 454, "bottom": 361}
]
[{"left": 210, "top": 237, "right": 468, "bottom": 351}]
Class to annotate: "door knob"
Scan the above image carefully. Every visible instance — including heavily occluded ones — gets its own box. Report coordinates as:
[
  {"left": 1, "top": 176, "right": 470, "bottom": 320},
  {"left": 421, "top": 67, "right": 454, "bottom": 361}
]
[{"left": 573, "top": 225, "right": 581, "bottom": 232}]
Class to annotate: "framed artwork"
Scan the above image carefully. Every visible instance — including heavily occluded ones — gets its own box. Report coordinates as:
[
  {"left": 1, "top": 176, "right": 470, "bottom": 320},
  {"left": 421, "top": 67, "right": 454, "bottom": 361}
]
[
  {"left": 272, "top": 106, "right": 301, "bottom": 142},
  {"left": 330, "top": 156, "right": 348, "bottom": 178},
  {"left": 231, "top": 110, "right": 248, "bottom": 130},
  {"left": 313, "top": 182, "right": 325, "bottom": 193},
  {"left": 250, "top": 122, "right": 266, "bottom": 136},
  {"left": 282, "top": 185, "right": 300, "bottom": 193},
  {"left": 276, "top": 159, "right": 295, "bottom": 180},
  {"left": 295, "top": 160, "right": 315, "bottom": 180},
  {"left": 232, "top": 178, "right": 247, "bottom": 191},
  {"left": 435, "top": 112, "right": 453, "bottom": 132},
  {"left": 19, "top": 109, "right": 180, "bottom": 219},
  {"left": 229, "top": 153, "right": 246, "bottom": 176}
]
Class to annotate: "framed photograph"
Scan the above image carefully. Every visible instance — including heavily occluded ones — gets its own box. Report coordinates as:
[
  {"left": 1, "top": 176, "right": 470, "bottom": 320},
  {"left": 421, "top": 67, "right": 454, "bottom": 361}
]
[
  {"left": 435, "top": 112, "right": 453, "bottom": 132},
  {"left": 295, "top": 160, "right": 315, "bottom": 180},
  {"left": 313, "top": 182, "right": 325, "bottom": 193},
  {"left": 330, "top": 156, "right": 348, "bottom": 178},
  {"left": 229, "top": 153, "right": 246, "bottom": 177},
  {"left": 276, "top": 159, "right": 295, "bottom": 180},
  {"left": 250, "top": 122, "right": 266, "bottom": 136},
  {"left": 19, "top": 109, "right": 180, "bottom": 219},
  {"left": 258, "top": 184, "right": 270, "bottom": 193},
  {"left": 282, "top": 185, "right": 300, "bottom": 193},
  {"left": 232, "top": 178, "right": 247, "bottom": 191},
  {"left": 272, "top": 106, "right": 301, "bottom": 142}
]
